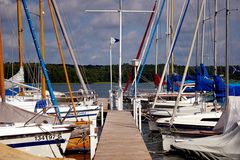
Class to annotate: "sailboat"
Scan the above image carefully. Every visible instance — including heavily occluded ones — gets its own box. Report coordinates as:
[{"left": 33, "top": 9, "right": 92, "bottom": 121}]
[
  {"left": 5, "top": 0, "right": 99, "bottom": 123},
  {"left": 167, "top": 1, "right": 240, "bottom": 158},
  {"left": 0, "top": 104, "right": 74, "bottom": 158},
  {"left": 155, "top": 0, "right": 240, "bottom": 153},
  {"left": 10, "top": 1, "right": 99, "bottom": 157},
  {"left": 145, "top": 0, "right": 217, "bottom": 133},
  {"left": 171, "top": 96, "right": 240, "bottom": 159},
  {"left": 0, "top": 13, "right": 73, "bottom": 158}
]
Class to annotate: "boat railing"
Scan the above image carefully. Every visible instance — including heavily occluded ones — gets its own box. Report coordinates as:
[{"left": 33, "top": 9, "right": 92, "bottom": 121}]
[
  {"left": 124, "top": 88, "right": 156, "bottom": 97},
  {"left": 150, "top": 108, "right": 172, "bottom": 117},
  {"left": 64, "top": 90, "right": 96, "bottom": 97},
  {"left": 0, "top": 122, "right": 14, "bottom": 127}
]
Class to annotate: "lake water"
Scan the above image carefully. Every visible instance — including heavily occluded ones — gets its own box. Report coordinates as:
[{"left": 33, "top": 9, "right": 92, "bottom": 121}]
[
  {"left": 52, "top": 82, "right": 156, "bottom": 98},
  {"left": 53, "top": 83, "right": 183, "bottom": 160}
]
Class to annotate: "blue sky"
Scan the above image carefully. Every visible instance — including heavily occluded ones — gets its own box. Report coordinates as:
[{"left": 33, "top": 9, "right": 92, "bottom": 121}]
[{"left": 0, "top": 0, "right": 240, "bottom": 66}]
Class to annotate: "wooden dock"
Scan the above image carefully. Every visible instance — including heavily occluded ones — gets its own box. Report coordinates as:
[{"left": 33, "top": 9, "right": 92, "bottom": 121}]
[
  {"left": 0, "top": 143, "right": 74, "bottom": 160},
  {"left": 94, "top": 111, "right": 151, "bottom": 160}
]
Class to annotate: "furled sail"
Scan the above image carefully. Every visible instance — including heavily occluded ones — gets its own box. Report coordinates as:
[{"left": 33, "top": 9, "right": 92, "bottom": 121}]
[{"left": 4, "top": 66, "right": 24, "bottom": 90}]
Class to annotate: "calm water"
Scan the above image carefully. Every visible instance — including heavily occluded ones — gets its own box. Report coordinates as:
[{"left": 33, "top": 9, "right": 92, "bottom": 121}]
[
  {"left": 52, "top": 82, "right": 156, "bottom": 98},
  {"left": 53, "top": 83, "right": 183, "bottom": 160}
]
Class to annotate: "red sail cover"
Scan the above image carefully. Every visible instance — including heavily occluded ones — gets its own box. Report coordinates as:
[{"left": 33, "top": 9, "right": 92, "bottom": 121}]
[
  {"left": 154, "top": 74, "right": 167, "bottom": 87},
  {"left": 154, "top": 74, "right": 161, "bottom": 87}
]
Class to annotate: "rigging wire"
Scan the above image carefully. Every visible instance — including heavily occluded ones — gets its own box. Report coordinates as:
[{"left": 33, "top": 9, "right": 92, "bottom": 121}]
[
  {"left": 58, "top": 0, "right": 90, "bottom": 89},
  {"left": 173, "top": 1, "right": 195, "bottom": 67},
  {"left": 3, "top": 2, "right": 18, "bottom": 79}
]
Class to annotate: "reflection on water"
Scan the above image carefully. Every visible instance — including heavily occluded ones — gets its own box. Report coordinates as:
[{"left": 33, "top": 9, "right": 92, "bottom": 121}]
[
  {"left": 65, "top": 153, "right": 90, "bottom": 160},
  {"left": 142, "top": 122, "right": 185, "bottom": 160}
]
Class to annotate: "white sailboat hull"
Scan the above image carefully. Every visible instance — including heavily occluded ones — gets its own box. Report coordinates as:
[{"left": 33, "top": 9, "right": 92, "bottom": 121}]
[
  {"left": 156, "top": 112, "right": 222, "bottom": 151},
  {"left": 6, "top": 98, "right": 100, "bottom": 122},
  {"left": 0, "top": 123, "right": 72, "bottom": 157},
  {"left": 156, "top": 112, "right": 222, "bottom": 130}
]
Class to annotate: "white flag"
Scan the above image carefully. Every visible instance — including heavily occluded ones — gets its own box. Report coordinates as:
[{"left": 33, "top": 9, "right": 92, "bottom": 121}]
[{"left": 110, "top": 37, "right": 119, "bottom": 45}]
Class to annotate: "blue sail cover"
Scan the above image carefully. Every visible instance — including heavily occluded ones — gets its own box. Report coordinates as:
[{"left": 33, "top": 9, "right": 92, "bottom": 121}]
[
  {"left": 168, "top": 64, "right": 212, "bottom": 92},
  {"left": 214, "top": 75, "right": 225, "bottom": 97},
  {"left": 195, "top": 64, "right": 213, "bottom": 92},
  {"left": 5, "top": 87, "right": 19, "bottom": 96},
  {"left": 167, "top": 75, "right": 172, "bottom": 92},
  {"left": 214, "top": 75, "right": 226, "bottom": 104},
  {"left": 200, "top": 63, "right": 209, "bottom": 78},
  {"left": 35, "top": 99, "right": 47, "bottom": 109},
  {"left": 214, "top": 75, "right": 240, "bottom": 104},
  {"left": 172, "top": 74, "right": 182, "bottom": 82},
  {"left": 229, "top": 84, "right": 240, "bottom": 96},
  {"left": 167, "top": 75, "right": 195, "bottom": 92},
  {"left": 172, "top": 74, "right": 196, "bottom": 82},
  {"left": 195, "top": 75, "right": 214, "bottom": 91},
  {"left": 214, "top": 76, "right": 240, "bottom": 96}
]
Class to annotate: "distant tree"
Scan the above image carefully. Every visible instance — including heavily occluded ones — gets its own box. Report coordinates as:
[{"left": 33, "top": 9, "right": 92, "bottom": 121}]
[{"left": 3, "top": 63, "right": 239, "bottom": 83}]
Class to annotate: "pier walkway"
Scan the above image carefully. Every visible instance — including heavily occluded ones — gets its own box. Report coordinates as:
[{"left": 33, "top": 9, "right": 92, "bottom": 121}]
[{"left": 94, "top": 110, "right": 151, "bottom": 160}]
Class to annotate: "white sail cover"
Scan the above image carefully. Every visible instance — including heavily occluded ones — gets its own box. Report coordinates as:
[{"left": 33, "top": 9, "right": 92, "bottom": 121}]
[
  {"left": 172, "top": 96, "right": 240, "bottom": 160},
  {"left": 0, "top": 103, "right": 55, "bottom": 124},
  {"left": 213, "top": 96, "right": 240, "bottom": 133},
  {"left": 4, "top": 66, "right": 24, "bottom": 90}
]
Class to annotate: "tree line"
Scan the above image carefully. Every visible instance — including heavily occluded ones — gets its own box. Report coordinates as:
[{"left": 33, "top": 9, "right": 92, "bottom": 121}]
[{"left": 4, "top": 62, "right": 240, "bottom": 84}]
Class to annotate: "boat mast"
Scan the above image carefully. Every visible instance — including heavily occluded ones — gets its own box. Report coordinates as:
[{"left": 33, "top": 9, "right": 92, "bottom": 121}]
[
  {"left": 194, "top": 0, "right": 200, "bottom": 105},
  {"left": 135, "top": 0, "right": 160, "bottom": 83},
  {"left": 123, "top": 2, "right": 157, "bottom": 93},
  {"left": 152, "top": 0, "right": 190, "bottom": 108},
  {"left": 0, "top": 23, "right": 5, "bottom": 102},
  {"left": 196, "top": 0, "right": 199, "bottom": 68},
  {"left": 86, "top": 1, "right": 155, "bottom": 110},
  {"left": 47, "top": 0, "right": 78, "bottom": 120},
  {"left": 50, "top": 0, "right": 89, "bottom": 95},
  {"left": 166, "top": 0, "right": 170, "bottom": 81},
  {"left": 225, "top": 0, "right": 229, "bottom": 100},
  {"left": 170, "top": 0, "right": 206, "bottom": 124},
  {"left": 135, "top": 0, "right": 166, "bottom": 90},
  {"left": 170, "top": 0, "right": 174, "bottom": 78},
  {"left": 155, "top": 21, "right": 159, "bottom": 75},
  {"left": 21, "top": 0, "right": 62, "bottom": 122},
  {"left": 39, "top": 0, "right": 46, "bottom": 100},
  {"left": 17, "top": 0, "right": 24, "bottom": 96},
  {"left": 154, "top": 1, "right": 159, "bottom": 75},
  {"left": 201, "top": 0, "right": 206, "bottom": 64},
  {"left": 119, "top": 0, "right": 123, "bottom": 109},
  {"left": 214, "top": 0, "right": 218, "bottom": 75}
]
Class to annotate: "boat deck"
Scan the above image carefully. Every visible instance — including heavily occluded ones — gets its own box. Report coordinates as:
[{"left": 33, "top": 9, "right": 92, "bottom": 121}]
[
  {"left": 0, "top": 143, "right": 70, "bottom": 160},
  {"left": 94, "top": 110, "right": 151, "bottom": 160}
]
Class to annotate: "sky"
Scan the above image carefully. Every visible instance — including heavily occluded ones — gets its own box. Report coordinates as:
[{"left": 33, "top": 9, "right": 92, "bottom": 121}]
[{"left": 0, "top": 0, "right": 240, "bottom": 66}]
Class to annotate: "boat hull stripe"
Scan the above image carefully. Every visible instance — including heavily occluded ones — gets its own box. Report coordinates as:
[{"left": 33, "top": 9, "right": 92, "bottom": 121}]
[{"left": 8, "top": 139, "right": 65, "bottom": 148}]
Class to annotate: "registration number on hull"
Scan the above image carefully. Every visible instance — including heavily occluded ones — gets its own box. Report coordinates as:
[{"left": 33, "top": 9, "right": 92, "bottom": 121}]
[{"left": 35, "top": 133, "right": 62, "bottom": 141}]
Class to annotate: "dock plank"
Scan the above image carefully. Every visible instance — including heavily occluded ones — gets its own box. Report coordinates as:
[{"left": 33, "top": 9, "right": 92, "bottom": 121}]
[
  {"left": 94, "top": 111, "right": 151, "bottom": 160},
  {"left": 0, "top": 143, "right": 73, "bottom": 160}
]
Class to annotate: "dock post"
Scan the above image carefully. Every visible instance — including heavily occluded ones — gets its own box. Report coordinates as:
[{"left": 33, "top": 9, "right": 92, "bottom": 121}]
[
  {"left": 101, "top": 103, "right": 104, "bottom": 126},
  {"left": 133, "top": 98, "right": 136, "bottom": 120},
  {"left": 132, "top": 58, "right": 140, "bottom": 127},
  {"left": 135, "top": 99, "right": 139, "bottom": 128},
  {"left": 89, "top": 118, "right": 98, "bottom": 160},
  {"left": 137, "top": 99, "right": 142, "bottom": 133},
  {"left": 109, "top": 90, "right": 113, "bottom": 110}
]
